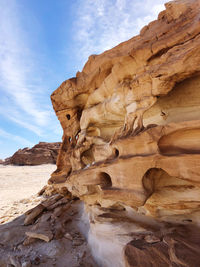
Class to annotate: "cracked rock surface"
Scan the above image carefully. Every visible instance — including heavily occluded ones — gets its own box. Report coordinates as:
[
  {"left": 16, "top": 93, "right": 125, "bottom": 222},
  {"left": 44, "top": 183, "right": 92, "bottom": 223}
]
[{"left": 0, "top": 195, "right": 97, "bottom": 267}]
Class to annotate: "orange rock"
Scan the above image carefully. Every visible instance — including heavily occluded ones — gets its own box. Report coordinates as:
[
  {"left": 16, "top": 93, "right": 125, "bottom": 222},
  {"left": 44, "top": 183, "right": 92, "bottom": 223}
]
[{"left": 50, "top": 0, "right": 200, "bottom": 266}]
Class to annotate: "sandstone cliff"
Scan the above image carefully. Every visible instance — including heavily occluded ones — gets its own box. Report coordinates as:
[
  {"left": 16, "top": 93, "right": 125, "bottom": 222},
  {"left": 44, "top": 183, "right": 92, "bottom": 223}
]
[
  {"left": 4, "top": 142, "right": 61, "bottom": 165},
  {"left": 0, "top": 0, "right": 200, "bottom": 266},
  {"left": 48, "top": 0, "right": 200, "bottom": 266}
]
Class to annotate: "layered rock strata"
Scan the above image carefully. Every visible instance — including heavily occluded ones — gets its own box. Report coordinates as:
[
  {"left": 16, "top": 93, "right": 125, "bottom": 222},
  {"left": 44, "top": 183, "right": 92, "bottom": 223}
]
[
  {"left": 4, "top": 142, "right": 61, "bottom": 165},
  {"left": 49, "top": 0, "right": 200, "bottom": 266}
]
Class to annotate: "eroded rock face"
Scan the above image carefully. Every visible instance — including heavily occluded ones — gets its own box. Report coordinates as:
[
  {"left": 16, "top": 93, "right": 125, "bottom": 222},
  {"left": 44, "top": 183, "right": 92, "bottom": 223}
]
[
  {"left": 5, "top": 142, "right": 61, "bottom": 165},
  {"left": 50, "top": 0, "right": 200, "bottom": 266}
]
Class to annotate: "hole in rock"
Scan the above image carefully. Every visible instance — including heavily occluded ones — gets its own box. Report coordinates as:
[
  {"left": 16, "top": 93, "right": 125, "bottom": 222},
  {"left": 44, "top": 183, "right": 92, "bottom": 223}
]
[
  {"left": 66, "top": 114, "right": 71, "bottom": 120},
  {"left": 143, "top": 168, "right": 180, "bottom": 198},
  {"left": 98, "top": 172, "right": 112, "bottom": 189},
  {"left": 142, "top": 167, "right": 195, "bottom": 204},
  {"left": 143, "top": 168, "right": 164, "bottom": 195},
  {"left": 113, "top": 148, "right": 119, "bottom": 158},
  {"left": 81, "top": 148, "right": 94, "bottom": 166},
  {"left": 142, "top": 168, "right": 188, "bottom": 196}
]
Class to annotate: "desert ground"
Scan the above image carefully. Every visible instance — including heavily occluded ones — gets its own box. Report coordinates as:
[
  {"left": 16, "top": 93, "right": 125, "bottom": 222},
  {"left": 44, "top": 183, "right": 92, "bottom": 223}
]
[
  {"left": 0, "top": 164, "right": 97, "bottom": 267},
  {"left": 0, "top": 164, "right": 56, "bottom": 224}
]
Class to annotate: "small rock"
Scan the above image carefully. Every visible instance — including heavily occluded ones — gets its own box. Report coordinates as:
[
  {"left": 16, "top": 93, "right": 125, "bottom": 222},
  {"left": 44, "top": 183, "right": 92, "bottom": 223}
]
[
  {"left": 26, "top": 231, "right": 53, "bottom": 242},
  {"left": 64, "top": 232, "right": 73, "bottom": 240},
  {"left": 20, "top": 199, "right": 30, "bottom": 204}
]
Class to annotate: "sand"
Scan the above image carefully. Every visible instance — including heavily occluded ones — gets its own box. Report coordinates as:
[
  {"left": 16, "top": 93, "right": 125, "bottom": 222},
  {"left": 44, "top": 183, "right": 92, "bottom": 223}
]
[{"left": 0, "top": 164, "right": 56, "bottom": 223}]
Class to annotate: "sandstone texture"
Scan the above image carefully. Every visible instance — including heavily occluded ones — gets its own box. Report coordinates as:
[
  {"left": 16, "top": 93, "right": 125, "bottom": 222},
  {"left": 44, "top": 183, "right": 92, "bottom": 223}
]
[
  {"left": 48, "top": 0, "right": 200, "bottom": 266},
  {"left": 4, "top": 142, "right": 61, "bottom": 165}
]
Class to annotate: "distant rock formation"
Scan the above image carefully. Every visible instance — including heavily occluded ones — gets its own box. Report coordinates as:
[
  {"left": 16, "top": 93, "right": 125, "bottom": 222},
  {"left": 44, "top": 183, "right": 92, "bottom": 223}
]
[
  {"left": 48, "top": 0, "right": 200, "bottom": 266},
  {"left": 0, "top": 159, "right": 3, "bottom": 164},
  {"left": 4, "top": 142, "right": 61, "bottom": 165}
]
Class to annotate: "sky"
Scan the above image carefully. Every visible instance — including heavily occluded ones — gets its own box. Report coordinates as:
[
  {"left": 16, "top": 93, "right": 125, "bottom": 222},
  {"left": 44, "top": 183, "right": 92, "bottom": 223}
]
[{"left": 0, "top": 0, "right": 166, "bottom": 159}]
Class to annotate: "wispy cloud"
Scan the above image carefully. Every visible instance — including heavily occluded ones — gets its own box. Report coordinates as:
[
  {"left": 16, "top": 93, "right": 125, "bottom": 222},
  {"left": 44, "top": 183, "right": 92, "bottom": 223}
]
[
  {"left": 73, "top": 0, "right": 166, "bottom": 64},
  {"left": 0, "top": 0, "right": 167, "bottom": 157},
  {"left": 0, "top": 128, "right": 34, "bottom": 148},
  {"left": 0, "top": 0, "right": 51, "bottom": 131}
]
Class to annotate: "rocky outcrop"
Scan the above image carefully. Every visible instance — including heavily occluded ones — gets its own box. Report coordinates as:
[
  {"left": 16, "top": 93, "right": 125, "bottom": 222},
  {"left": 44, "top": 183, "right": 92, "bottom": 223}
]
[
  {"left": 4, "top": 142, "right": 61, "bottom": 165},
  {"left": 48, "top": 0, "right": 200, "bottom": 266},
  {"left": 0, "top": 195, "right": 97, "bottom": 267}
]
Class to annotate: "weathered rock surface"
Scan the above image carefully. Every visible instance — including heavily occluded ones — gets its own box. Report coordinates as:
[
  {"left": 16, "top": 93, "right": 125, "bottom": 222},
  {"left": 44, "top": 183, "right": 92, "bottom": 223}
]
[
  {"left": 49, "top": 0, "right": 200, "bottom": 266},
  {"left": 0, "top": 195, "right": 98, "bottom": 267},
  {"left": 4, "top": 142, "right": 61, "bottom": 165},
  {"left": 124, "top": 225, "right": 200, "bottom": 267}
]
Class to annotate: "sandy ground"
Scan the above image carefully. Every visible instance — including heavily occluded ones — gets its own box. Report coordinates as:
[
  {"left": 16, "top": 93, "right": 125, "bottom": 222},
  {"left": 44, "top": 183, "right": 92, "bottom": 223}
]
[{"left": 0, "top": 164, "right": 56, "bottom": 223}]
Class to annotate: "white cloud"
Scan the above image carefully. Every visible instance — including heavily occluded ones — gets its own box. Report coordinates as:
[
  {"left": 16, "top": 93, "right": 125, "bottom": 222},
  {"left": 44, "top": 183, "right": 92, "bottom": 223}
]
[
  {"left": 0, "top": 128, "right": 34, "bottom": 148},
  {"left": 73, "top": 0, "right": 166, "bottom": 65},
  {"left": 0, "top": 0, "right": 51, "bottom": 130}
]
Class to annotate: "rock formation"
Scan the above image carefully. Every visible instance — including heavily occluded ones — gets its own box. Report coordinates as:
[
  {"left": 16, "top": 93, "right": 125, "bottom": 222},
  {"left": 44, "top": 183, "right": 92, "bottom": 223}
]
[
  {"left": 48, "top": 0, "right": 200, "bottom": 266},
  {"left": 0, "top": 0, "right": 200, "bottom": 266},
  {"left": 4, "top": 142, "right": 61, "bottom": 165}
]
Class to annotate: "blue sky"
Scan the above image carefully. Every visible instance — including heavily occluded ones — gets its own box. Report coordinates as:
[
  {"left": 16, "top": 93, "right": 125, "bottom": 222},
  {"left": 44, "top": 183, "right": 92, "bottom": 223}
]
[{"left": 0, "top": 0, "right": 166, "bottom": 159}]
